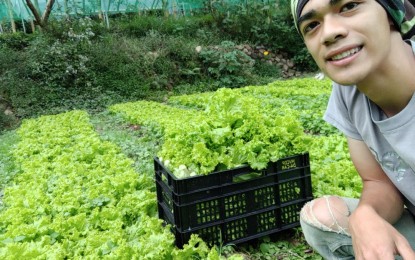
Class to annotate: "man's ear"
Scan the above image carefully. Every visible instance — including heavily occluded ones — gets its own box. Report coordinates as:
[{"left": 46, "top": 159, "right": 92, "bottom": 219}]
[
  {"left": 388, "top": 17, "right": 394, "bottom": 26},
  {"left": 387, "top": 17, "right": 399, "bottom": 32}
]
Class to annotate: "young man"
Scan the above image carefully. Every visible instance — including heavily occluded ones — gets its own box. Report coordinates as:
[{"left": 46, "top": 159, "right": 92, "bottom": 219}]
[{"left": 290, "top": 0, "right": 415, "bottom": 259}]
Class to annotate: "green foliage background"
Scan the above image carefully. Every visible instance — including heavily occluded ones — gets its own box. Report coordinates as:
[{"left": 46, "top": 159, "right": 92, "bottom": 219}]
[{"left": 0, "top": 1, "right": 317, "bottom": 129}]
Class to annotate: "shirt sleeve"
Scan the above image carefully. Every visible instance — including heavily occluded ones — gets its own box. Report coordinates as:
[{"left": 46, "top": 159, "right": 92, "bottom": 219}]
[{"left": 323, "top": 83, "right": 363, "bottom": 141}]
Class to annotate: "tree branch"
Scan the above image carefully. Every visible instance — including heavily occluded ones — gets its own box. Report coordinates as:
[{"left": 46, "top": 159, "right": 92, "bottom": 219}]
[
  {"left": 41, "top": 0, "right": 55, "bottom": 25},
  {"left": 25, "top": 0, "right": 42, "bottom": 26}
]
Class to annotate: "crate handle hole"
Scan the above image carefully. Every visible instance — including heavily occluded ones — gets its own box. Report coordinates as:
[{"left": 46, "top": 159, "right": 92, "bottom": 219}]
[{"left": 233, "top": 172, "right": 262, "bottom": 183}]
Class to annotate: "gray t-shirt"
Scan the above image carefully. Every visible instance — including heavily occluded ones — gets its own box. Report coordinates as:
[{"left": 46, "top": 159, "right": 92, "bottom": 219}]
[{"left": 324, "top": 82, "right": 415, "bottom": 215}]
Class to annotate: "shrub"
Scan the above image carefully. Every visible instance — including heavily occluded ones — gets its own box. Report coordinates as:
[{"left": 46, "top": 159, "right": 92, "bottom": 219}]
[
  {"left": 292, "top": 47, "right": 318, "bottom": 72},
  {"left": 87, "top": 36, "right": 149, "bottom": 97},
  {"left": 207, "top": 0, "right": 317, "bottom": 72},
  {"left": 45, "top": 17, "right": 106, "bottom": 40},
  {"left": 113, "top": 14, "right": 218, "bottom": 39},
  {"left": 253, "top": 60, "right": 282, "bottom": 78},
  {"left": 90, "top": 30, "right": 202, "bottom": 94},
  {"left": 0, "top": 32, "right": 35, "bottom": 50},
  {"left": 199, "top": 40, "right": 255, "bottom": 88},
  {"left": 0, "top": 20, "right": 122, "bottom": 118},
  {"left": 0, "top": 113, "right": 15, "bottom": 131},
  {"left": 0, "top": 46, "right": 23, "bottom": 78},
  {"left": 26, "top": 19, "right": 97, "bottom": 90},
  {"left": 1, "top": 69, "right": 116, "bottom": 119},
  {"left": 27, "top": 40, "right": 95, "bottom": 90}
]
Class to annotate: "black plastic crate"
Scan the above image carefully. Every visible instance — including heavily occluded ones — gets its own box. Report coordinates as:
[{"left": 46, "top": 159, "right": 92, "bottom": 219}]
[{"left": 154, "top": 153, "right": 313, "bottom": 248}]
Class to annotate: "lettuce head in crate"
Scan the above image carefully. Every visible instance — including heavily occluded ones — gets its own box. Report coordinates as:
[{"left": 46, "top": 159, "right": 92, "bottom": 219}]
[{"left": 158, "top": 88, "right": 312, "bottom": 178}]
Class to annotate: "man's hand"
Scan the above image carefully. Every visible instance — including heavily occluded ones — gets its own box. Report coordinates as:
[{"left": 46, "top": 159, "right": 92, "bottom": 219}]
[{"left": 349, "top": 205, "right": 415, "bottom": 260}]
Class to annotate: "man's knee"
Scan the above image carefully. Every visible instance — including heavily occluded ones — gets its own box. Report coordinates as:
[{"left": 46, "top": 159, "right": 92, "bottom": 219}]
[{"left": 300, "top": 196, "right": 351, "bottom": 235}]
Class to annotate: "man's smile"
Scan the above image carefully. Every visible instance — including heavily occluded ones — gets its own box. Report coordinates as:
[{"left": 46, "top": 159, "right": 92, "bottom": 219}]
[{"left": 328, "top": 46, "right": 362, "bottom": 61}]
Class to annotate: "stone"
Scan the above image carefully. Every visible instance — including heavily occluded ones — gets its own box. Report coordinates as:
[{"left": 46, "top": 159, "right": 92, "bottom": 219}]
[{"left": 4, "top": 108, "right": 13, "bottom": 116}]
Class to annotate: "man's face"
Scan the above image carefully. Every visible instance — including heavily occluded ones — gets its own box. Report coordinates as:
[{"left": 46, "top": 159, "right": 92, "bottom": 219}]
[{"left": 299, "top": 0, "right": 393, "bottom": 85}]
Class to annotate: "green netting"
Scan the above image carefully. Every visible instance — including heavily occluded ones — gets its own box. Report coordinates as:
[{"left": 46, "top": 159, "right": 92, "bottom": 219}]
[
  {"left": 0, "top": 0, "right": 278, "bottom": 28},
  {"left": 0, "top": 0, "right": 206, "bottom": 21}
]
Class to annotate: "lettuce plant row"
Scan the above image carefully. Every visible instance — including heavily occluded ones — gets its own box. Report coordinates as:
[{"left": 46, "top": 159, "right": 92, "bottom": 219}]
[{"left": 0, "top": 110, "right": 218, "bottom": 259}]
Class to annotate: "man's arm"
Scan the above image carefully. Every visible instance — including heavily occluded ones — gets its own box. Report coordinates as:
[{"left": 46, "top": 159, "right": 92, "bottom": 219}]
[
  {"left": 347, "top": 137, "right": 415, "bottom": 259},
  {"left": 348, "top": 137, "right": 403, "bottom": 222}
]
